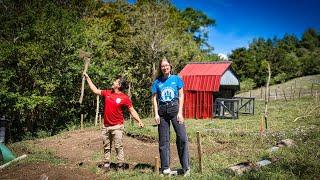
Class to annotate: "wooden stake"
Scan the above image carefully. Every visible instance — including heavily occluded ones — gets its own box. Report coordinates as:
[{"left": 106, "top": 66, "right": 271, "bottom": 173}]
[
  {"left": 282, "top": 88, "right": 287, "bottom": 101},
  {"left": 259, "top": 117, "right": 264, "bottom": 136},
  {"left": 99, "top": 114, "right": 103, "bottom": 128},
  {"left": 299, "top": 87, "right": 302, "bottom": 99},
  {"left": 95, "top": 95, "right": 99, "bottom": 126},
  {"left": 155, "top": 156, "right": 160, "bottom": 174},
  {"left": 264, "top": 62, "right": 271, "bottom": 131},
  {"left": 196, "top": 131, "right": 203, "bottom": 173},
  {"left": 81, "top": 114, "right": 84, "bottom": 130}
]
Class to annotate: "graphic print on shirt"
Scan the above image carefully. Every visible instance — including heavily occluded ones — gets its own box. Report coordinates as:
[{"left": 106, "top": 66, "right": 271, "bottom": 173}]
[
  {"left": 116, "top": 98, "right": 122, "bottom": 104},
  {"left": 161, "top": 87, "right": 175, "bottom": 101}
]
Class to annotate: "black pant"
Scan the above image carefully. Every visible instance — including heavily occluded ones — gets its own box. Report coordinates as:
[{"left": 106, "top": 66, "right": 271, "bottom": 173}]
[{"left": 158, "top": 100, "right": 190, "bottom": 173}]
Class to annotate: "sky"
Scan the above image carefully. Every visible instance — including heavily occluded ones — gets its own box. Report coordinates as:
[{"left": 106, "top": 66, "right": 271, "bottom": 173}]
[{"left": 171, "top": 0, "right": 320, "bottom": 55}]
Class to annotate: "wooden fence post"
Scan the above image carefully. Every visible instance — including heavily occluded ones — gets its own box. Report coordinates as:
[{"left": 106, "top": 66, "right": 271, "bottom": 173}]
[
  {"left": 99, "top": 114, "right": 103, "bottom": 128},
  {"left": 196, "top": 131, "right": 203, "bottom": 173},
  {"left": 81, "top": 114, "right": 84, "bottom": 130},
  {"left": 291, "top": 86, "right": 294, "bottom": 100},
  {"left": 299, "top": 87, "right": 302, "bottom": 99},
  {"left": 155, "top": 156, "right": 160, "bottom": 174},
  {"left": 282, "top": 88, "right": 287, "bottom": 102}
]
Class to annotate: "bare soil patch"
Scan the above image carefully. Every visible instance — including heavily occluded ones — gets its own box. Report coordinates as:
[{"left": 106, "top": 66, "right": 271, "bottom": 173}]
[{"left": 1, "top": 128, "right": 200, "bottom": 179}]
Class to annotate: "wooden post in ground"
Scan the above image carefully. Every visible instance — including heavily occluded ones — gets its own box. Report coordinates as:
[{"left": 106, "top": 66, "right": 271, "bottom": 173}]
[
  {"left": 95, "top": 95, "right": 99, "bottom": 126},
  {"left": 264, "top": 62, "right": 271, "bottom": 131},
  {"left": 155, "top": 156, "right": 160, "bottom": 174},
  {"left": 282, "top": 88, "right": 287, "bottom": 101},
  {"left": 99, "top": 114, "right": 103, "bottom": 128},
  {"left": 311, "top": 83, "right": 314, "bottom": 96},
  {"left": 291, "top": 86, "right": 294, "bottom": 100},
  {"left": 81, "top": 114, "right": 84, "bottom": 130},
  {"left": 299, "top": 87, "right": 302, "bottom": 99},
  {"left": 196, "top": 131, "right": 203, "bottom": 173}
]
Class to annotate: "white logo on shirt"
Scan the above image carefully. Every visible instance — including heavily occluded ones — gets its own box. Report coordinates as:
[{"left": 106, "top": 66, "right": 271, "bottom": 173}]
[
  {"left": 161, "top": 87, "right": 175, "bottom": 101},
  {"left": 116, "top": 98, "right": 122, "bottom": 104}
]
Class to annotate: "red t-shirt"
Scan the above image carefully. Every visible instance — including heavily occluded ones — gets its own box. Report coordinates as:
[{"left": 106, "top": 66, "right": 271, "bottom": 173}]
[{"left": 101, "top": 90, "right": 133, "bottom": 126}]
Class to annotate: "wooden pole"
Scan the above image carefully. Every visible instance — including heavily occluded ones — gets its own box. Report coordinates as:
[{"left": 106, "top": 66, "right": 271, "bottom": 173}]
[
  {"left": 299, "top": 87, "right": 302, "bottom": 99},
  {"left": 95, "top": 95, "right": 99, "bottom": 126},
  {"left": 290, "top": 86, "right": 293, "bottom": 100},
  {"left": 311, "top": 83, "right": 314, "bottom": 96},
  {"left": 196, "top": 131, "right": 203, "bottom": 173},
  {"left": 264, "top": 62, "right": 271, "bottom": 131},
  {"left": 81, "top": 114, "right": 84, "bottom": 130},
  {"left": 99, "top": 114, "right": 103, "bottom": 128},
  {"left": 155, "top": 156, "right": 160, "bottom": 174},
  {"left": 78, "top": 50, "right": 91, "bottom": 104},
  {"left": 282, "top": 88, "right": 287, "bottom": 102},
  {"left": 0, "top": 154, "right": 27, "bottom": 169}
]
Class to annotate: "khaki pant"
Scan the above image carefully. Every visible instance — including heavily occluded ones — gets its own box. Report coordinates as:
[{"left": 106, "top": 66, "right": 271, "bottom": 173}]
[{"left": 101, "top": 124, "right": 124, "bottom": 163}]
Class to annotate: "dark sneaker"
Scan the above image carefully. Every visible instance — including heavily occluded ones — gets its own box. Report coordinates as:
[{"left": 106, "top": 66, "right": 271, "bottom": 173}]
[
  {"left": 117, "top": 163, "right": 125, "bottom": 171},
  {"left": 177, "top": 168, "right": 190, "bottom": 176},
  {"left": 183, "top": 169, "right": 190, "bottom": 177}
]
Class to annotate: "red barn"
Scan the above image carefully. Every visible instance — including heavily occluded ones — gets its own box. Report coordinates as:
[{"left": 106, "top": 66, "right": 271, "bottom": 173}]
[{"left": 179, "top": 61, "right": 240, "bottom": 119}]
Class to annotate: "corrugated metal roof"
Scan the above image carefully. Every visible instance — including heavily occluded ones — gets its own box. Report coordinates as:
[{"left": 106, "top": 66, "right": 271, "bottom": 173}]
[
  {"left": 179, "top": 62, "right": 231, "bottom": 76},
  {"left": 179, "top": 62, "right": 232, "bottom": 92}
]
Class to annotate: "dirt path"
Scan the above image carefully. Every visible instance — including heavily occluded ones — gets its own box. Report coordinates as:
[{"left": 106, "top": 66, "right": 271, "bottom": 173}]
[{"left": 1, "top": 128, "right": 198, "bottom": 179}]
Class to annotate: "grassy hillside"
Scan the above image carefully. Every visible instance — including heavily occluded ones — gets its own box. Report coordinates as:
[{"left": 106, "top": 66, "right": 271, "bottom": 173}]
[{"left": 237, "top": 74, "right": 320, "bottom": 101}]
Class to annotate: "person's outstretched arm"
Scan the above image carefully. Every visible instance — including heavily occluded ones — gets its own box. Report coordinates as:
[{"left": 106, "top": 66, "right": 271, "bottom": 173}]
[
  {"left": 128, "top": 107, "right": 144, "bottom": 128},
  {"left": 83, "top": 73, "right": 102, "bottom": 95}
]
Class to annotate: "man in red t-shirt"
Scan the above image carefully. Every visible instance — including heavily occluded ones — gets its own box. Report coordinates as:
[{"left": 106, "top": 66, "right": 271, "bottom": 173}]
[{"left": 83, "top": 73, "right": 144, "bottom": 171}]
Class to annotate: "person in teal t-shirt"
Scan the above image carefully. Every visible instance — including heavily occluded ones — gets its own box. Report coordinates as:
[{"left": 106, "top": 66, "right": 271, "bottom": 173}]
[{"left": 151, "top": 57, "right": 190, "bottom": 176}]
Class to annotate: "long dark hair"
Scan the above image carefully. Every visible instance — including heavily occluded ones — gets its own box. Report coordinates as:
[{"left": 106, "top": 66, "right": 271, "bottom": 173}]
[{"left": 156, "top": 57, "right": 173, "bottom": 78}]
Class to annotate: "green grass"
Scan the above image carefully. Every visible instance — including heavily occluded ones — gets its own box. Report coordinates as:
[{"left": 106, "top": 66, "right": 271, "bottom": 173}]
[
  {"left": 118, "top": 96, "right": 320, "bottom": 179},
  {"left": 7, "top": 141, "right": 66, "bottom": 165},
  {"left": 4, "top": 96, "right": 319, "bottom": 179}
]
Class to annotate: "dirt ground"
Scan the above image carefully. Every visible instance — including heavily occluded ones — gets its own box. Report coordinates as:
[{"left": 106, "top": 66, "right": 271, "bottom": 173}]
[{"left": 0, "top": 128, "right": 198, "bottom": 179}]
